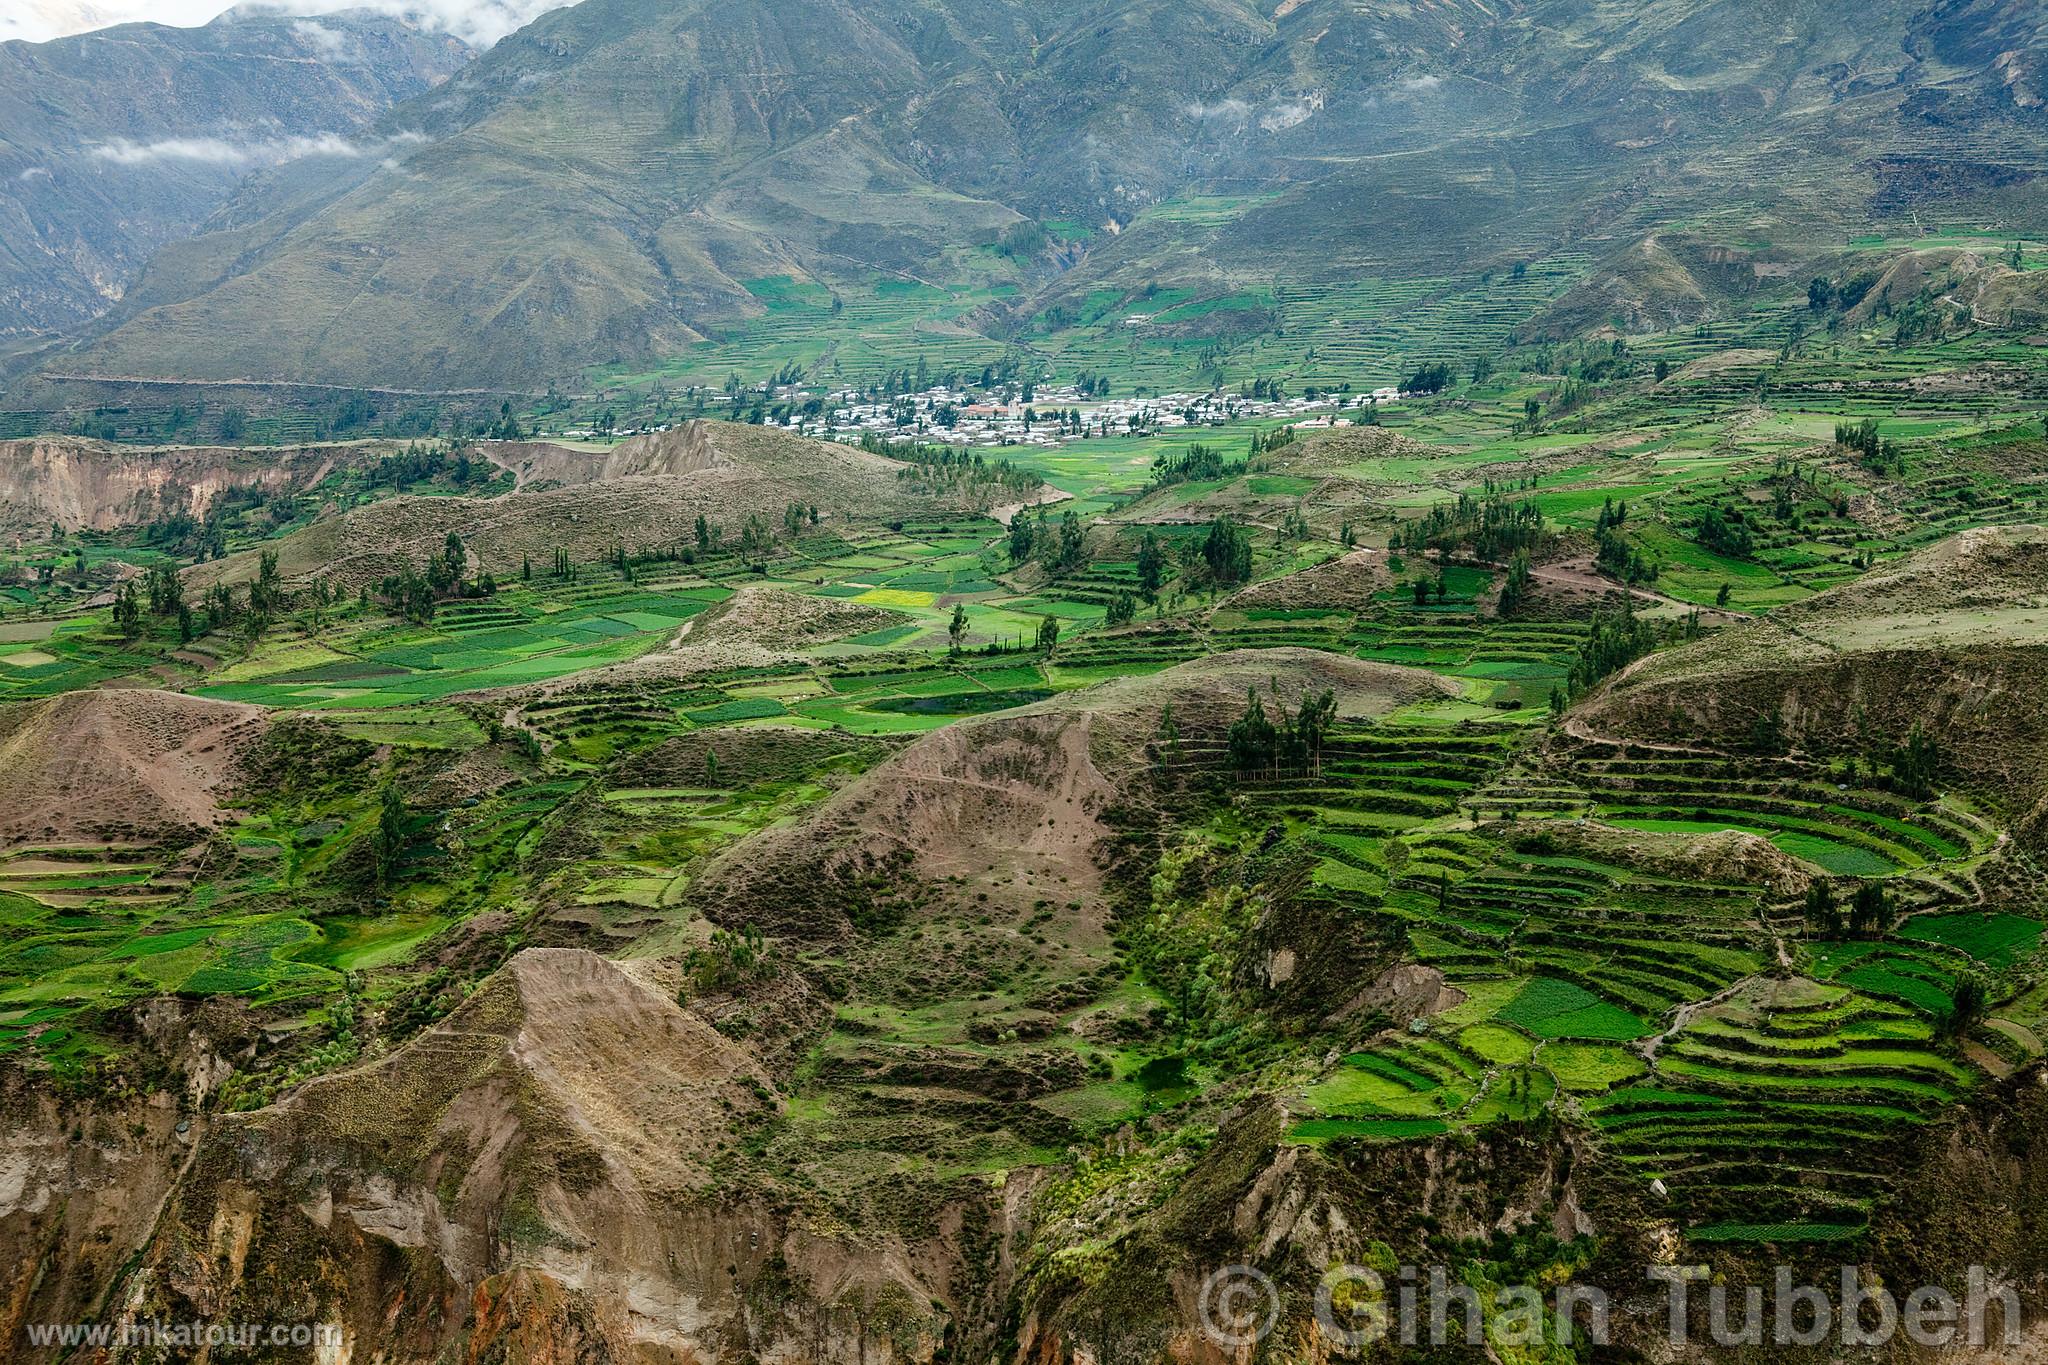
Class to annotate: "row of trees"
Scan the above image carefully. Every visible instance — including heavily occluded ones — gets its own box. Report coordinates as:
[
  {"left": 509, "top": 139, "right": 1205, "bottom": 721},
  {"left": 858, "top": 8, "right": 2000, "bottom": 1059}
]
[
  {"left": 1801, "top": 880, "right": 1985, "bottom": 1039},
  {"left": 1696, "top": 506, "right": 1756, "bottom": 558},
  {"left": 1008, "top": 508, "right": 1090, "bottom": 575},
  {"left": 1227, "top": 686, "right": 1340, "bottom": 777},
  {"left": 1565, "top": 598, "right": 1657, "bottom": 697},
  {"left": 1834, "top": 419, "right": 1907, "bottom": 476},
  {"left": 1008, "top": 514, "right": 1252, "bottom": 613},
  {"left": 887, "top": 440, "right": 1040, "bottom": 497},
  {"left": 1594, "top": 497, "right": 1660, "bottom": 584},
  {"left": 1149, "top": 442, "right": 1240, "bottom": 488},
  {"left": 377, "top": 532, "right": 495, "bottom": 625},
  {"left": 367, "top": 438, "right": 497, "bottom": 493},
  {"left": 1394, "top": 489, "right": 1545, "bottom": 562},
  {"left": 114, "top": 548, "right": 294, "bottom": 643}
]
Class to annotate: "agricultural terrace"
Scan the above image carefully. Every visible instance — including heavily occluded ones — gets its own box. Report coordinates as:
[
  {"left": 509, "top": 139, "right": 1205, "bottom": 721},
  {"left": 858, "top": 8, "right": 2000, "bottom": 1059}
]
[{"left": 3, "top": 261, "right": 2047, "bottom": 1257}]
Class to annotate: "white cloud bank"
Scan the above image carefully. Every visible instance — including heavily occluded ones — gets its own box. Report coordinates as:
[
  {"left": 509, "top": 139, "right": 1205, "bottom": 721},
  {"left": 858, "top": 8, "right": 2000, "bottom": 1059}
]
[
  {"left": 87, "top": 129, "right": 425, "bottom": 167},
  {"left": 290, "top": 17, "right": 348, "bottom": 55},
  {"left": 3, "top": 0, "right": 566, "bottom": 47}
]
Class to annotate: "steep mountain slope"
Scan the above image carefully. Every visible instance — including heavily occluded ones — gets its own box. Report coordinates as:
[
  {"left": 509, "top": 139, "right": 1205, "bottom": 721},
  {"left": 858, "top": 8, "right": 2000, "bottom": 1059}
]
[
  {"left": 28, "top": 0, "right": 2048, "bottom": 392},
  {"left": 0, "top": 12, "right": 470, "bottom": 342},
  {"left": 112, "top": 949, "right": 952, "bottom": 1364}
]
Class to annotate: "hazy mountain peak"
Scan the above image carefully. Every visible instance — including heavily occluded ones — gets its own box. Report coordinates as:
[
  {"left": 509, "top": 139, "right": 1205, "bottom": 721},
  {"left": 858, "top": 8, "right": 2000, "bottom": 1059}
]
[{"left": 1, "top": 0, "right": 566, "bottom": 47}]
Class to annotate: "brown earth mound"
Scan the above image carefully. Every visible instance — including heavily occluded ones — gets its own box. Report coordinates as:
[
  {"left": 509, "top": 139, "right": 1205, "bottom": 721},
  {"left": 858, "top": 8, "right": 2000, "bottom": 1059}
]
[
  {"left": 1269, "top": 424, "right": 1446, "bottom": 476},
  {"left": 699, "top": 648, "right": 1457, "bottom": 937},
  {"left": 258, "top": 947, "right": 773, "bottom": 1198},
  {"left": 1846, "top": 249, "right": 2048, "bottom": 332},
  {"left": 1226, "top": 548, "right": 1391, "bottom": 610},
  {"left": 113, "top": 947, "right": 956, "bottom": 1362},
  {"left": 0, "top": 689, "right": 267, "bottom": 848},
  {"left": 692, "top": 583, "right": 907, "bottom": 650}
]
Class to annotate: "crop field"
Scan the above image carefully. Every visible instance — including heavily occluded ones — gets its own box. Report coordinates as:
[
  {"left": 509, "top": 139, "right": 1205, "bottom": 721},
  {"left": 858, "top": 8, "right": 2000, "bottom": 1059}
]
[
  {"left": 0, "top": 619, "right": 156, "bottom": 703},
  {"left": 6, "top": 220, "right": 2048, "bottom": 1293},
  {"left": 1272, "top": 685, "right": 2033, "bottom": 1238}
]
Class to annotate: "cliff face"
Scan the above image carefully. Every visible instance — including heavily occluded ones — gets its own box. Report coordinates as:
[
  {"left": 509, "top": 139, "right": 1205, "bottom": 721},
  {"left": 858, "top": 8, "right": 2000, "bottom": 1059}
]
[
  {"left": 65, "top": 950, "right": 1016, "bottom": 1365},
  {"left": 0, "top": 998, "right": 252, "bottom": 1353},
  {"left": 0, "top": 437, "right": 374, "bottom": 538},
  {"left": 6, "top": 949, "right": 2048, "bottom": 1364}
]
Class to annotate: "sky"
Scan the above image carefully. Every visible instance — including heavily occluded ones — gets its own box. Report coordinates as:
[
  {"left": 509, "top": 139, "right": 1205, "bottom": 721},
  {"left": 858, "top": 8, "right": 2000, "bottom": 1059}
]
[{"left": 0, "top": 0, "right": 566, "bottom": 46}]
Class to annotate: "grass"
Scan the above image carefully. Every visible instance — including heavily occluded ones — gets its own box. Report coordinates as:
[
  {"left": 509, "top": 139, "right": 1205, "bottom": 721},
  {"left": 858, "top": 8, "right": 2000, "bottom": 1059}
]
[
  {"left": 1686, "top": 1222, "right": 1864, "bottom": 1244},
  {"left": 1498, "top": 978, "right": 1651, "bottom": 1042},
  {"left": 1898, "top": 912, "right": 2043, "bottom": 968},
  {"left": 11, "top": 242, "right": 2048, "bottom": 1266}
]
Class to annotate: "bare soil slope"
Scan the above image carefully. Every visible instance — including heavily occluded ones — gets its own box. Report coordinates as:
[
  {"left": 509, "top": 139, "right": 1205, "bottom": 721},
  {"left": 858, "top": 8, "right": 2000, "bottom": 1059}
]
[
  {"left": 1845, "top": 249, "right": 2048, "bottom": 331},
  {"left": 115, "top": 948, "right": 959, "bottom": 1362},
  {"left": 1226, "top": 548, "right": 1392, "bottom": 610},
  {"left": 0, "top": 689, "right": 267, "bottom": 848},
  {"left": 192, "top": 421, "right": 1016, "bottom": 591},
  {"left": 700, "top": 648, "right": 1458, "bottom": 937},
  {"left": 0, "top": 437, "right": 376, "bottom": 539},
  {"left": 492, "top": 420, "right": 902, "bottom": 491}
]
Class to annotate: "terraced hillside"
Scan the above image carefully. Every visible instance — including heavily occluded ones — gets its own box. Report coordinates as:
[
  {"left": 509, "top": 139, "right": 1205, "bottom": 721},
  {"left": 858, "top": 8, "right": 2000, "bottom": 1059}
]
[{"left": 9, "top": 333, "right": 2048, "bottom": 1360}]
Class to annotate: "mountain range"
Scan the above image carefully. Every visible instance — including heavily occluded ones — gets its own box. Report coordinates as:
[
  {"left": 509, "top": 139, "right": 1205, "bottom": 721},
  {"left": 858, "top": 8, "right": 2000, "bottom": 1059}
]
[
  {"left": 0, "top": 9, "right": 470, "bottom": 347},
  {"left": 4, "top": 0, "right": 2048, "bottom": 397}
]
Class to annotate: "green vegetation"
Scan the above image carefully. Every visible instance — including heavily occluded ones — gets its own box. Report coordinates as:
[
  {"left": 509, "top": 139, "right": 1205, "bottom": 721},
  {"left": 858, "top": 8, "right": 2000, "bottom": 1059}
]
[{"left": 10, "top": 174, "right": 2048, "bottom": 1345}]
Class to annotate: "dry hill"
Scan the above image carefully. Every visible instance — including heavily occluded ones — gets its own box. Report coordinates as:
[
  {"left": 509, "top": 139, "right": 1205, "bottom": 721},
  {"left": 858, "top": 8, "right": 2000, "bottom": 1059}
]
[
  {"left": 192, "top": 421, "right": 1017, "bottom": 592},
  {"left": 113, "top": 948, "right": 958, "bottom": 1363},
  {"left": 697, "top": 647, "right": 1458, "bottom": 938},
  {"left": 1845, "top": 248, "right": 2048, "bottom": 331},
  {"left": 0, "top": 437, "right": 377, "bottom": 540},
  {"left": 0, "top": 689, "right": 267, "bottom": 849}
]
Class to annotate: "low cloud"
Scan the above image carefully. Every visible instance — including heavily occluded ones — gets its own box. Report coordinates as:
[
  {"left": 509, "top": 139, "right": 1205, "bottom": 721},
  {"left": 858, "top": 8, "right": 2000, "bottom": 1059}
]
[
  {"left": 1185, "top": 93, "right": 1327, "bottom": 133},
  {"left": 1260, "top": 97, "right": 1321, "bottom": 132},
  {"left": 241, "top": 0, "right": 569, "bottom": 47},
  {"left": 7, "top": 0, "right": 567, "bottom": 48},
  {"left": 290, "top": 18, "right": 348, "bottom": 57},
  {"left": 89, "top": 133, "right": 360, "bottom": 165},
  {"left": 87, "top": 130, "right": 424, "bottom": 167},
  {"left": 1356, "top": 75, "right": 1448, "bottom": 114}
]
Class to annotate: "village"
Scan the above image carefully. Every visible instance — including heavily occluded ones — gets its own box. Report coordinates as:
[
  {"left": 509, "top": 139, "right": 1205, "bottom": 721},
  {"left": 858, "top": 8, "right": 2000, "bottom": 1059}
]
[
  {"left": 548, "top": 368, "right": 1416, "bottom": 448},
  {"left": 712, "top": 378, "right": 1417, "bottom": 454},
  {"left": 789, "top": 380, "right": 1407, "bottom": 450}
]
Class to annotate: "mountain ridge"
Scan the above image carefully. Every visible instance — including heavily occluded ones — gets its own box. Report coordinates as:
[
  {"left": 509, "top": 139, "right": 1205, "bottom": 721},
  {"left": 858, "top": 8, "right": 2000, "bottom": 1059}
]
[
  {"left": 0, "top": 9, "right": 471, "bottom": 343},
  {"left": 15, "top": 0, "right": 2043, "bottom": 396}
]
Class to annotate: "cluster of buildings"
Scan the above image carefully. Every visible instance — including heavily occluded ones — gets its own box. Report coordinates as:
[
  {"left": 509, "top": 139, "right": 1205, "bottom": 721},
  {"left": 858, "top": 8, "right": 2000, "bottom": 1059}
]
[
  {"left": 550, "top": 382, "right": 1410, "bottom": 450},
  {"left": 780, "top": 383, "right": 1407, "bottom": 450}
]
